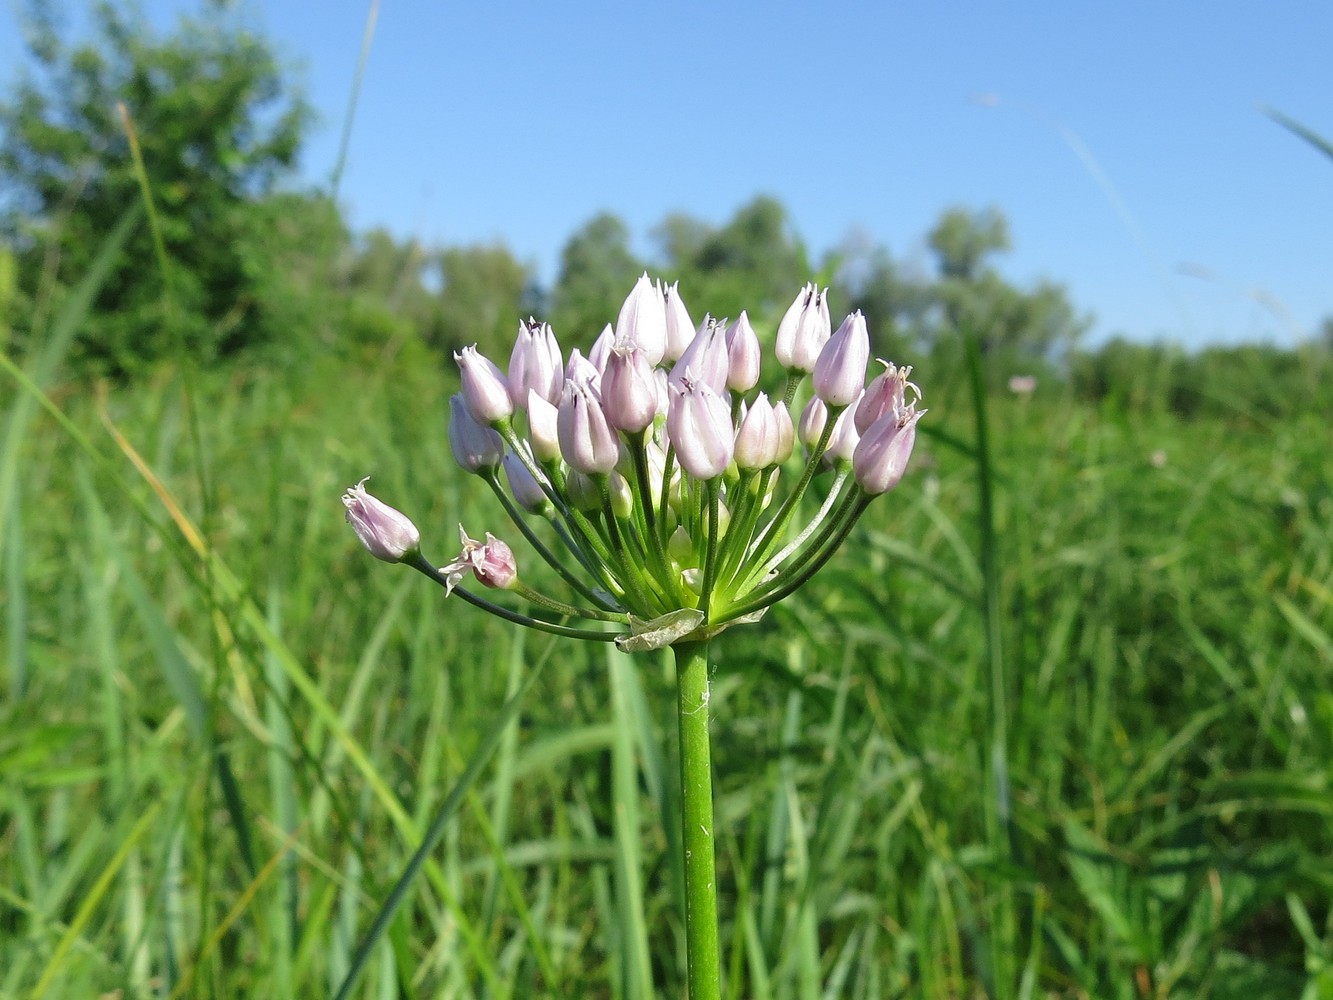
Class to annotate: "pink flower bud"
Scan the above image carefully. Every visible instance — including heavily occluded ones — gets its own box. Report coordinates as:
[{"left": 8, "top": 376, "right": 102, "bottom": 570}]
[
  {"left": 441, "top": 525, "right": 518, "bottom": 595},
  {"left": 734, "top": 392, "right": 779, "bottom": 470},
  {"left": 566, "top": 347, "right": 602, "bottom": 387},
  {"left": 342, "top": 478, "right": 420, "bottom": 563},
  {"left": 812, "top": 312, "right": 870, "bottom": 406},
  {"left": 854, "top": 360, "right": 920, "bottom": 434},
  {"left": 558, "top": 376, "right": 620, "bottom": 474},
  {"left": 852, "top": 405, "right": 923, "bottom": 495},
  {"left": 798, "top": 396, "right": 828, "bottom": 451},
  {"left": 775, "top": 283, "right": 831, "bottom": 372},
  {"left": 663, "top": 280, "right": 694, "bottom": 363},
  {"left": 824, "top": 398, "right": 862, "bottom": 465},
  {"left": 666, "top": 374, "right": 734, "bottom": 480},
  {"left": 454, "top": 345, "right": 513, "bottom": 425},
  {"left": 669, "top": 316, "right": 730, "bottom": 395},
  {"left": 502, "top": 452, "right": 550, "bottom": 513},
  {"left": 773, "top": 403, "right": 795, "bottom": 465},
  {"left": 601, "top": 343, "right": 658, "bottom": 433},
  {"left": 526, "top": 390, "right": 562, "bottom": 463},
  {"left": 588, "top": 324, "right": 615, "bottom": 374},
  {"left": 508, "top": 318, "right": 563, "bottom": 409},
  {"left": 448, "top": 394, "right": 504, "bottom": 474},
  {"left": 725, "top": 312, "right": 761, "bottom": 393},
  {"left": 616, "top": 273, "right": 667, "bottom": 366}
]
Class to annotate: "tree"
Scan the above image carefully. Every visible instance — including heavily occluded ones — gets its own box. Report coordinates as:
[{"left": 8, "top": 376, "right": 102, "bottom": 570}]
[
  {"left": 676, "top": 196, "right": 809, "bottom": 323},
  {"left": 549, "top": 212, "right": 642, "bottom": 340},
  {"left": 0, "top": 0, "right": 311, "bottom": 374},
  {"left": 433, "top": 243, "right": 533, "bottom": 359},
  {"left": 925, "top": 206, "right": 1087, "bottom": 366}
]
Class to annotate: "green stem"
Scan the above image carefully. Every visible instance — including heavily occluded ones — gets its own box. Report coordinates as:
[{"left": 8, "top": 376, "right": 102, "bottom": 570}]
[{"left": 674, "top": 639, "right": 721, "bottom": 1000}]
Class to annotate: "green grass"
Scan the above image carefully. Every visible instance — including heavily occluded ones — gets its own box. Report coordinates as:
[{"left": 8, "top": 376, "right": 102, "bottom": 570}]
[{"left": 3, "top": 316, "right": 1332, "bottom": 998}]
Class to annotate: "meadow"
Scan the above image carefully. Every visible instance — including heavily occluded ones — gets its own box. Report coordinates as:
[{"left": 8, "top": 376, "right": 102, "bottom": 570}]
[{"left": 3, "top": 302, "right": 1331, "bottom": 998}]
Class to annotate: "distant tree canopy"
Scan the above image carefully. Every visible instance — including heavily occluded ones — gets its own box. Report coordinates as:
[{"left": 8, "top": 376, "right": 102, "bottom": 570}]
[
  {"left": 0, "top": 0, "right": 312, "bottom": 373},
  {"left": 9, "top": 0, "right": 1315, "bottom": 413}
]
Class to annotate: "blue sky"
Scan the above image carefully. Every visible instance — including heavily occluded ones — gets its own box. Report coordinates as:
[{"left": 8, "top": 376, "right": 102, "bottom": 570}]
[{"left": 4, "top": 1, "right": 1332, "bottom": 347}]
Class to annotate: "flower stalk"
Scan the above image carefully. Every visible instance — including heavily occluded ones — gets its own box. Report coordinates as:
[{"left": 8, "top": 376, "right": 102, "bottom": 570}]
[{"left": 343, "top": 273, "right": 927, "bottom": 996}]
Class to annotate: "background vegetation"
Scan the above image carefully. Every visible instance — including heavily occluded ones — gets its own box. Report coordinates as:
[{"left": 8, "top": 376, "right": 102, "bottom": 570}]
[{"left": 3, "top": 4, "right": 1332, "bottom": 998}]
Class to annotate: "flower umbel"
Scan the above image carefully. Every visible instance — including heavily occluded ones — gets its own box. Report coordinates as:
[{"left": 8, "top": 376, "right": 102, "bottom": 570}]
[{"left": 344, "top": 277, "right": 924, "bottom": 649}]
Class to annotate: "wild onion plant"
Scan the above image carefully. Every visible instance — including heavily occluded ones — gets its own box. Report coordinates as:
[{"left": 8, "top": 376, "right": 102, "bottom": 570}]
[{"left": 343, "top": 275, "right": 923, "bottom": 998}]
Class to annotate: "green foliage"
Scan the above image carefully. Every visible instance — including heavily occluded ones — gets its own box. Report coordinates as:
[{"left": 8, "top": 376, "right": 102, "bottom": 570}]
[
  {"left": 5, "top": 238, "right": 1333, "bottom": 995},
  {"left": 928, "top": 206, "right": 1090, "bottom": 371},
  {"left": 1071, "top": 336, "right": 1333, "bottom": 420},
  {"left": 0, "top": 0, "right": 311, "bottom": 374}
]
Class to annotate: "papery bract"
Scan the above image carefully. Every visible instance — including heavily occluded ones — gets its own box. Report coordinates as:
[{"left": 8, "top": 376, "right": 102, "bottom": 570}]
[
  {"left": 455, "top": 344, "right": 513, "bottom": 425},
  {"left": 666, "top": 374, "right": 734, "bottom": 480},
  {"left": 342, "top": 478, "right": 420, "bottom": 563},
  {"left": 813, "top": 312, "right": 870, "bottom": 406},
  {"left": 448, "top": 394, "right": 505, "bottom": 474}
]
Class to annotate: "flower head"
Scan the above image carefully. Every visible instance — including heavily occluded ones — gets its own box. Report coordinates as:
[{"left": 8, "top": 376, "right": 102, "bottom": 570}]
[
  {"left": 350, "top": 274, "right": 924, "bottom": 649},
  {"left": 342, "top": 478, "right": 420, "bottom": 563}
]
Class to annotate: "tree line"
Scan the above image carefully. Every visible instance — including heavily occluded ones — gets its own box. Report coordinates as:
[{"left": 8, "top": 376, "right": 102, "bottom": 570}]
[{"left": 2, "top": 1, "right": 1329, "bottom": 420}]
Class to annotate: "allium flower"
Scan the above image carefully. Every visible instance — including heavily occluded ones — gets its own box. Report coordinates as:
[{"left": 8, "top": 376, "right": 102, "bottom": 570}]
[
  {"left": 725, "top": 312, "right": 761, "bottom": 393},
  {"left": 616, "top": 273, "right": 667, "bottom": 366},
  {"left": 813, "top": 312, "right": 870, "bottom": 407},
  {"left": 526, "top": 391, "right": 562, "bottom": 463},
  {"left": 670, "top": 315, "right": 730, "bottom": 396},
  {"left": 455, "top": 345, "right": 513, "bottom": 425},
  {"left": 342, "top": 478, "right": 420, "bottom": 563},
  {"left": 663, "top": 281, "right": 695, "bottom": 362},
  {"left": 734, "top": 393, "right": 780, "bottom": 470},
  {"left": 503, "top": 452, "right": 550, "bottom": 513},
  {"left": 509, "top": 318, "right": 564, "bottom": 409},
  {"left": 440, "top": 526, "right": 518, "bottom": 594},
  {"left": 352, "top": 273, "right": 928, "bottom": 1000},
  {"left": 855, "top": 361, "right": 919, "bottom": 434},
  {"left": 667, "top": 373, "right": 734, "bottom": 480},
  {"left": 775, "top": 283, "right": 831, "bottom": 372},
  {"left": 448, "top": 394, "right": 504, "bottom": 474},
  {"left": 362, "top": 275, "right": 924, "bottom": 645},
  {"left": 558, "top": 375, "right": 620, "bottom": 474},
  {"left": 601, "top": 343, "right": 659, "bottom": 433},
  {"left": 852, "top": 405, "right": 923, "bottom": 495}
]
